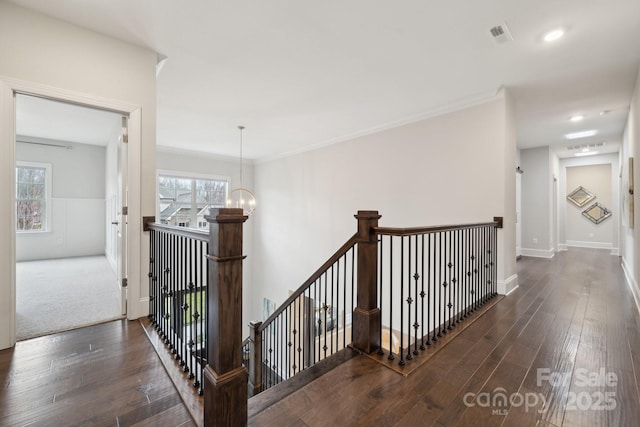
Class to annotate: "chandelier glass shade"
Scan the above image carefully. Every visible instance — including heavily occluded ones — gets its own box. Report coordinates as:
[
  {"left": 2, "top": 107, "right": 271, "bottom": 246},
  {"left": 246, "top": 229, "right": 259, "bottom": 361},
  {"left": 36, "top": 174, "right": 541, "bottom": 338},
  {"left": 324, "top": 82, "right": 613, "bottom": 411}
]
[{"left": 226, "top": 125, "right": 256, "bottom": 215}]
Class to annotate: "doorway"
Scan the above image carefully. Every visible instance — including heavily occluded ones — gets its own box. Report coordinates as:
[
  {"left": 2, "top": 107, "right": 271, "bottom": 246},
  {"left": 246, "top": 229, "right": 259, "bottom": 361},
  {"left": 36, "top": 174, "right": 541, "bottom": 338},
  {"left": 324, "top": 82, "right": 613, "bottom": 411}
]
[{"left": 14, "top": 94, "right": 128, "bottom": 340}]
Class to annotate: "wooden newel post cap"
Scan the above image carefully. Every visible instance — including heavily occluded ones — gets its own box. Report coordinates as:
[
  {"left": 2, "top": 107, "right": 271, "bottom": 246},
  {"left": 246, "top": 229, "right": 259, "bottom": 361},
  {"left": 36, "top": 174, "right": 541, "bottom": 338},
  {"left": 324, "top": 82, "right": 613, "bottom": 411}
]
[
  {"left": 205, "top": 207, "right": 248, "bottom": 224},
  {"left": 354, "top": 210, "right": 381, "bottom": 220}
]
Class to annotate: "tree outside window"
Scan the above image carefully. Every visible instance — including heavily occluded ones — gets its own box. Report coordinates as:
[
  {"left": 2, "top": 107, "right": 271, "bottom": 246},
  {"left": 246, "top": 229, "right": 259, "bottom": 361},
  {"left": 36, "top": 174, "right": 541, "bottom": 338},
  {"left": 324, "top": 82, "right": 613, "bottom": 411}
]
[{"left": 16, "top": 162, "right": 51, "bottom": 232}]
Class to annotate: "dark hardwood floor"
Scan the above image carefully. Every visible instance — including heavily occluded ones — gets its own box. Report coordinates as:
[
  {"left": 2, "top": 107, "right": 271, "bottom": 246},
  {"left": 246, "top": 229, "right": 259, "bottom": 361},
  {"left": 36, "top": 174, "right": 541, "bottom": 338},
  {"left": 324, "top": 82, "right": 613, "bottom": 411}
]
[
  {"left": 2, "top": 249, "right": 639, "bottom": 427},
  {"left": 0, "top": 320, "right": 195, "bottom": 427},
  {"left": 248, "top": 249, "right": 640, "bottom": 427}
]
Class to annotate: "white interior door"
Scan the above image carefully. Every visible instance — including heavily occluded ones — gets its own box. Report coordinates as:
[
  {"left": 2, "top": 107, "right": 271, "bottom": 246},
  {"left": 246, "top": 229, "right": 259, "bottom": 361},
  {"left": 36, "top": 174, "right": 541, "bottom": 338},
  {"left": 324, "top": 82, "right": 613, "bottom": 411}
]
[{"left": 116, "top": 116, "right": 128, "bottom": 315}]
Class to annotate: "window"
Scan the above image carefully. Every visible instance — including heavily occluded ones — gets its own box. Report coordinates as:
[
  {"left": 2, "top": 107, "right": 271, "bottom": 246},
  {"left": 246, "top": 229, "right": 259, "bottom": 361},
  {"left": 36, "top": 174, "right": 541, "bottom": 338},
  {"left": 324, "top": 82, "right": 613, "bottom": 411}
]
[
  {"left": 16, "top": 161, "right": 51, "bottom": 232},
  {"left": 157, "top": 172, "right": 228, "bottom": 229}
]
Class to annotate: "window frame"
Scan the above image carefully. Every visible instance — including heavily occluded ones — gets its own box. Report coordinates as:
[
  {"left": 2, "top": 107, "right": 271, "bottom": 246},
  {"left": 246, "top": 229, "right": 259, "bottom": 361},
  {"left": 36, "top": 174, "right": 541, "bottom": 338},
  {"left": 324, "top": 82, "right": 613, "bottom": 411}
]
[
  {"left": 156, "top": 169, "right": 229, "bottom": 229},
  {"left": 16, "top": 160, "right": 52, "bottom": 233}
]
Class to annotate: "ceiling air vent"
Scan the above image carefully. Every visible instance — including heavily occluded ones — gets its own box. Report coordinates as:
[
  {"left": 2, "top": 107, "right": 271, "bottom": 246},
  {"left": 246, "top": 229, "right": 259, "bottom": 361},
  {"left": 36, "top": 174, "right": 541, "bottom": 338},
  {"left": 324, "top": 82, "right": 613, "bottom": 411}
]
[
  {"left": 489, "top": 23, "right": 514, "bottom": 44},
  {"left": 565, "top": 142, "right": 606, "bottom": 151}
]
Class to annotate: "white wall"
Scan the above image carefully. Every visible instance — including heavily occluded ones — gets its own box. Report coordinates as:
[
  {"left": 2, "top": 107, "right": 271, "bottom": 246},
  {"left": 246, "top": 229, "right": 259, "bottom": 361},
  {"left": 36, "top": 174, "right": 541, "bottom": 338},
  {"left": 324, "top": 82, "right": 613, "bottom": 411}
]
[
  {"left": 0, "top": 2, "right": 157, "bottom": 349},
  {"left": 560, "top": 157, "right": 619, "bottom": 252},
  {"left": 551, "top": 152, "right": 560, "bottom": 253},
  {"left": 156, "top": 148, "right": 255, "bottom": 336},
  {"left": 622, "top": 65, "right": 640, "bottom": 308},
  {"left": 516, "top": 149, "right": 522, "bottom": 257},
  {"left": 250, "top": 93, "right": 517, "bottom": 324},
  {"left": 520, "top": 146, "right": 554, "bottom": 258},
  {"left": 16, "top": 141, "right": 106, "bottom": 261}
]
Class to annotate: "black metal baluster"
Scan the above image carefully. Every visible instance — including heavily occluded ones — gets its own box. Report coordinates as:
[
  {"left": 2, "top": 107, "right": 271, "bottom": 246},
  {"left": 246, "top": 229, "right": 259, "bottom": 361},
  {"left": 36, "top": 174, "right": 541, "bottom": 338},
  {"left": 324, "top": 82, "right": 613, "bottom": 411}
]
[
  {"left": 342, "top": 253, "right": 347, "bottom": 350},
  {"left": 280, "top": 313, "right": 284, "bottom": 383},
  {"left": 287, "top": 306, "right": 291, "bottom": 378},
  {"left": 493, "top": 225, "right": 498, "bottom": 296},
  {"left": 336, "top": 259, "right": 340, "bottom": 353},
  {"left": 470, "top": 227, "right": 475, "bottom": 312},
  {"left": 468, "top": 227, "right": 474, "bottom": 313},
  {"left": 420, "top": 234, "right": 426, "bottom": 350},
  {"left": 413, "top": 235, "right": 419, "bottom": 356},
  {"left": 297, "top": 290, "right": 302, "bottom": 374},
  {"left": 178, "top": 236, "right": 185, "bottom": 368},
  {"left": 169, "top": 234, "right": 175, "bottom": 352},
  {"left": 274, "top": 316, "right": 278, "bottom": 386},
  {"left": 162, "top": 232, "right": 169, "bottom": 342},
  {"left": 453, "top": 229, "right": 459, "bottom": 324},
  {"left": 406, "top": 236, "right": 414, "bottom": 362},
  {"left": 265, "top": 322, "right": 275, "bottom": 387},
  {"left": 265, "top": 323, "right": 270, "bottom": 389},
  {"left": 438, "top": 231, "right": 444, "bottom": 337},
  {"left": 152, "top": 230, "right": 157, "bottom": 326},
  {"left": 447, "top": 230, "right": 453, "bottom": 331},
  {"left": 315, "top": 280, "right": 319, "bottom": 364},
  {"left": 148, "top": 231, "right": 154, "bottom": 324},
  {"left": 483, "top": 225, "right": 488, "bottom": 304},
  {"left": 378, "top": 238, "right": 384, "bottom": 355},
  {"left": 453, "top": 230, "right": 464, "bottom": 325},
  {"left": 479, "top": 226, "right": 484, "bottom": 305},
  {"left": 426, "top": 233, "right": 432, "bottom": 346},
  {"left": 399, "top": 236, "right": 405, "bottom": 366},
  {"left": 473, "top": 227, "right": 478, "bottom": 308},
  {"left": 463, "top": 228, "right": 472, "bottom": 319},
  {"left": 309, "top": 281, "right": 313, "bottom": 364},
  {"left": 431, "top": 232, "right": 437, "bottom": 343},
  {"left": 331, "top": 265, "right": 335, "bottom": 355},
  {"left": 388, "top": 236, "right": 395, "bottom": 360},
  {"left": 197, "top": 239, "right": 205, "bottom": 393},
  {"left": 323, "top": 272, "right": 328, "bottom": 359},
  {"left": 176, "top": 236, "right": 183, "bottom": 365},
  {"left": 158, "top": 232, "right": 164, "bottom": 336}
]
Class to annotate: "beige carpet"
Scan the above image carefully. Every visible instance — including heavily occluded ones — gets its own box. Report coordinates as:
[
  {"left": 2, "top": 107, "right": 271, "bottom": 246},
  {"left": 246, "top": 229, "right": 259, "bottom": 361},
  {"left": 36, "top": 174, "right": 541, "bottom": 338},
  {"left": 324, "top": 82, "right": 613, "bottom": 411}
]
[{"left": 16, "top": 255, "right": 123, "bottom": 341}]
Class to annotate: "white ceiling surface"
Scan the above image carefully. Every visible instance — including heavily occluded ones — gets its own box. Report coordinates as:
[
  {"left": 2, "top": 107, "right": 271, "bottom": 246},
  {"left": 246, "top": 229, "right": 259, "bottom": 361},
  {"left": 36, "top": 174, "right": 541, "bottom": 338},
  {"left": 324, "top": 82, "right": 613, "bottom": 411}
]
[
  {"left": 9, "top": 0, "right": 640, "bottom": 160},
  {"left": 16, "top": 94, "right": 122, "bottom": 146}
]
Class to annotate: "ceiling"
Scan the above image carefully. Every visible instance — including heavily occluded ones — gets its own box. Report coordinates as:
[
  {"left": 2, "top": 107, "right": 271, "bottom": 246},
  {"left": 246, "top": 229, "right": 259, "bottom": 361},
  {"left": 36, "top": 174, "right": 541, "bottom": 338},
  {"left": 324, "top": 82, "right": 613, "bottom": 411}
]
[
  {"left": 9, "top": 0, "right": 640, "bottom": 161},
  {"left": 16, "top": 94, "right": 122, "bottom": 146}
]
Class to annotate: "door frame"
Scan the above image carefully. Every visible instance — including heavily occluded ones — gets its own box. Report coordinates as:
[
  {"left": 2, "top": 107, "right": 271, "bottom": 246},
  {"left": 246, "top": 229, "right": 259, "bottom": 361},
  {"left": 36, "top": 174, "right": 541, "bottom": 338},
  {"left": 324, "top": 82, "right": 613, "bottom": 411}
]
[{"left": 0, "top": 76, "right": 142, "bottom": 349}]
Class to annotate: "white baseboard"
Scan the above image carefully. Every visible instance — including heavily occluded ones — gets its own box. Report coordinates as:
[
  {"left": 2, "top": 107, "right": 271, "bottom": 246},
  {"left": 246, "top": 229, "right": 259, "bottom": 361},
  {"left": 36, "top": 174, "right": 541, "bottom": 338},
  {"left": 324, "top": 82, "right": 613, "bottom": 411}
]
[
  {"left": 520, "top": 247, "right": 555, "bottom": 259},
  {"left": 566, "top": 240, "right": 612, "bottom": 250},
  {"left": 611, "top": 247, "right": 620, "bottom": 256},
  {"left": 516, "top": 246, "right": 522, "bottom": 257},
  {"left": 558, "top": 244, "right": 568, "bottom": 251},
  {"left": 498, "top": 274, "right": 518, "bottom": 295},
  {"left": 105, "top": 250, "right": 117, "bottom": 273},
  {"left": 621, "top": 257, "right": 640, "bottom": 316}
]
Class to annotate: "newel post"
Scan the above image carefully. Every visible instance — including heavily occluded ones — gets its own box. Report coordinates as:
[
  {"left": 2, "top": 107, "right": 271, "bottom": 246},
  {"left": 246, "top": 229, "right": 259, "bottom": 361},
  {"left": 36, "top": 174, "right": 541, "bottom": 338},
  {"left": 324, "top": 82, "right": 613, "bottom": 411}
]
[
  {"left": 248, "top": 320, "right": 263, "bottom": 395},
  {"left": 353, "top": 210, "right": 381, "bottom": 354},
  {"left": 203, "top": 208, "right": 248, "bottom": 427}
]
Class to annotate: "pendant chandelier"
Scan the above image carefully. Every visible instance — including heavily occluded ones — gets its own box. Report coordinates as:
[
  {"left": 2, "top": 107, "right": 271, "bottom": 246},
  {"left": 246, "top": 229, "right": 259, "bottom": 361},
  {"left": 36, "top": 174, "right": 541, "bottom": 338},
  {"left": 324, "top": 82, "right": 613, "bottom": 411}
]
[{"left": 226, "top": 125, "right": 256, "bottom": 215}]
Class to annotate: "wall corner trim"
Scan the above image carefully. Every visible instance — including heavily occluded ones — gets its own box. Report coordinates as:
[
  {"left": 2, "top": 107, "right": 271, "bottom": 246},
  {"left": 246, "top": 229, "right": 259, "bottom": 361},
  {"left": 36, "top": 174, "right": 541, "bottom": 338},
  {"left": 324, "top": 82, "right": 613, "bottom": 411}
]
[
  {"left": 621, "top": 257, "right": 640, "bottom": 317},
  {"left": 520, "top": 247, "right": 555, "bottom": 259},
  {"left": 498, "top": 274, "right": 518, "bottom": 295}
]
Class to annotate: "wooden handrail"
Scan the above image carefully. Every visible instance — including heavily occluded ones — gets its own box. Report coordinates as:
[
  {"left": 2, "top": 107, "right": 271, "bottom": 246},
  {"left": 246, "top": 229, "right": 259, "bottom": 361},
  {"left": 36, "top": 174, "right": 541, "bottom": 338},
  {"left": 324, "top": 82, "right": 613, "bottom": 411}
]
[
  {"left": 146, "top": 222, "right": 209, "bottom": 242},
  {"left": 374, "top": 220, "right": 499, "bottom": 236},
  {"left": 257, "top": 233, "right": 359, "bottom": 333}
]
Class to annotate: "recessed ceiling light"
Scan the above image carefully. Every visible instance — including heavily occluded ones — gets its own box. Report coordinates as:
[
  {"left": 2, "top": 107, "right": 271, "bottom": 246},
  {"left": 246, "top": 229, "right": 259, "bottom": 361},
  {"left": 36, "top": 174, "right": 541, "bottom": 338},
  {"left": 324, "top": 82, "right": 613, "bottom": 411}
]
[
  {"left": 565, "top": 130, "right": 597, "bottom": 140},
  {"left": 544, "top": 29, "right": 565, "bottom": 42},
  {"left": 575, "top": 151, "right": 599, "bottom": 157},
  {"left": 569, "top": 115, "right": 584, "bottom": 122}
]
